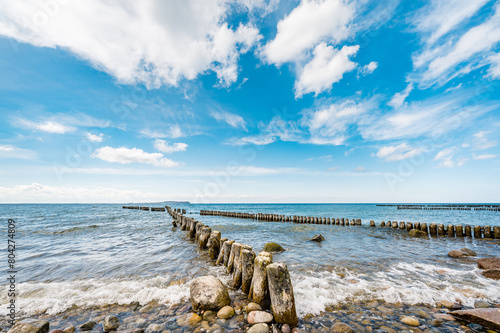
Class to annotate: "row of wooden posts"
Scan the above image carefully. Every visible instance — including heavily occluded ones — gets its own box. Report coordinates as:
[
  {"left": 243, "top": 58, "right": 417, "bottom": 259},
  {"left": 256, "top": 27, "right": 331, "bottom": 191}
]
[
  {"left": 167, "top": 207, "right": 298, "bottom": 326},
  {"left": 122, "top": 206, "right": 166, "bottom": 212},
  {"left": 397, "top": 206, "right": 500, "bottom": 211},
  {"left": 199, "top": 210, "right": 500, "bottom": 239}
]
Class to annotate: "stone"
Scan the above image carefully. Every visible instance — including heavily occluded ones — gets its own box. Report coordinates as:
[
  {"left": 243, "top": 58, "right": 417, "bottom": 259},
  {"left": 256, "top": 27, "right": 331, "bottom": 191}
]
[
  {"left": 139, "top": 304, "right": 153, "bottom": 313},
  {"left": 217, "top": 306, "right": 235, "bottom": 319},
  {"left": 408, "top": 229, "right": 428, "bottom": 237},
  {"left": 483, "top": 269, "right": 500, "bottom": 279},
  {"left": 103, "top": 316, "right": 120, "bottom": 331},
  {"left": 450, "top": 308, "right": 500, "bottom": 331},
  {"left": 247, "top": 323, "right": 269, "bottom": 333},
  {"left": 247, "top": 311, "right": 273, "bottom": 325},
  {"left": 190, "top": 276, "right": 231, "bottom": 311},
  {"left": 242, "top": 249, "right": 257, "bottom": 294},
  {"left": 478, "top": 258, "right": 500, "bottom": 270},
  {"left": 433, "top": 313, "right": 456, "bottom": 321},
  {"left": 266, "top": 262, "right": 298, "bottom": 326},
  {"left": 145, "top": 324, "right": 165, "bottom": 333},
  {"left": 9, "top": 320, "right": 50, "bottom": 333},
  {"left": 203, "top": 310, "right": 216, "bottom": 322},
  {"left": 330, "top": 322, "right": 353, "bottom": 333},
  {"left": 401, "top": 316, "right": 420, "bottom": 326},
  {"left": 310, "top": 234, "right": 325, "bottom": 242},
  {"left": 116, "top": 330, "right": 144, "bottom": 333},
  {"left": 176, "top": 313, "right": 202, "bottom": 326},
  {"left": 50, "top": 330, "right": 63, "bottom": 333},
  {"left": 291, "top": 328, "right": 301, "bottom": 333},
  {"left": 281, "top": 324, "right": 291, "bottom": 333},
  {"left": 62, "top": 327, "right": 74, "bottom": 333},
  {"left": 250, "top": 253, "right": 273, "bottom": 306},
  {"left": 263, "top": 243, "right": 284, "bottom": 252},
  {"left": 448, "top": 248, "right": 477, "bottom": 258},
  {"left": 475, "top": 301, "right": 490, "bottom": 308},
  {"left": 79, "top": 322, "right": 96, "bottom": 331},
  {"left": 246, "top": 302, "right": 262, "bottom": 313},
  {"left": 438, "top": 300, "right": 455, "bottom": 309}
]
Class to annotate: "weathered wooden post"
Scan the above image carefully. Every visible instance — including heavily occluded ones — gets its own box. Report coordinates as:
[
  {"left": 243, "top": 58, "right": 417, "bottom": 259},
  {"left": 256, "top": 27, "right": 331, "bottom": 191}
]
[
  {"left": 220, "top": 240, "right": 235, "bottom": 266},
  {"left": 429, "top": 223, "right": 437, "bottom": 236},
  {"left": 189, "top": 221, "right": 199, "bottom": 239},
  {"left": 207, "top": 231, "right": 221, "bottom": 260},
  {"left": 465, "top": 225, "right": 472, "bottom": 237},
  {"left": 446, "top": 225, "right": 455, "bottom": 237},
  {"left": 227, "top": 242, "right": 243, "bottom": 273},
  {"left": 455, "top": 225, "right": 464, "bottom": 237},
  {"left": 406, "top": 222, "right": 413, "bottom": 231},
  {"left": 380, "top": 221, "right": 386, "bottom": 227},
  {"left": 399, "top": 222, "right": 405, "bottom": 230},
  {"left": 392, "top": 221, "right": 398, "bottom": 228},
  {"left": 233, "top": 245, "right": 251, "bottom": 289},
  {"left": 241, "top": 248, "right": 256, "bottom": 294},
  {"left": 420, "top": 222, "right": 427, "bottom": 233},
  {"left": 437, "top": 224, "right": 445, "bottom": 236},
  {"left": 266, "top": 262, "right": 298, "bottom": 326},
  {"left": 249, "top": 252, "right": 273, "bottom": 306},
  {"left": 198, "top": 226, "right": 212, "bottom": 249},
  {"left": 484, "top": 226, "right": 492, "bottom": 238},
  {"left": 493, "top": 226, "right": 500, "bottom": 239},
  {"left": 370, "top": 220, "right": 375, "bottom": 227}
]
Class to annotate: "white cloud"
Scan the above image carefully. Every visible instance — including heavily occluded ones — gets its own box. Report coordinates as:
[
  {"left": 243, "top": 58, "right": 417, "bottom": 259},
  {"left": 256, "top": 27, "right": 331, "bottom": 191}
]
[
  {"left": 411, "top": 2, "right": 500, "bottom": 87},
  {"left": 141, "top": 125, "right": 184, "bottom": 139},
  {"left": 92, "top": 146, "right": 178, "bottom": 167},
  {"left": 262, "top": 0, "right": 355, "bottom": 65},
  {"left": 15, "top": 119, "right": 75, "bottom": 134},
  {"left": 210, "top": 110, "right": 247, "bottom": 130},
  {"left": 153, "top": 139, "right": 187, "bottom": 154},
  {"left": 0, "top": 145, "right": 37, "bottom": 159},
  {"left": 295, "top": 43, "right": 359, "bottom": 97},
  {"left": 358, "top": 61, "right": 378, "bottom": 76},
  {"left": 375, "top": 143, "right": 423, "bottom": 162},
  {"left": 433, "top": 147, "right": 467, "bottom": 168},
  {"left": 487, "top": 52, "right": 500, "bottom": 78},
  {"left": 388, "top": 83, "right": 413, "bottom": 108},
  {"left": 0, "top": 145, "right": 14, "bottom": 152},
  {"left": 84, "top": 132, "right": 104, "bottom": 143},
  {"left": 0, "top": 0, "right": 262, "bottom": 88},
  {"left": 473, "top": 153, "right": 496, "bottom": 160},
  {"left": 472, "top": 131, "right": 497, "bottom": 150},
  {"left": 232, "top": 116, "right": 301, "bottom": 146}
]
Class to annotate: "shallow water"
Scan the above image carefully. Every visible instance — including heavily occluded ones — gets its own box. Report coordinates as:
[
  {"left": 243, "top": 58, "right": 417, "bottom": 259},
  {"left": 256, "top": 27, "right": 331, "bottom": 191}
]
[{"left": 0, "top": 203, "right": 499, "bottom": 328}]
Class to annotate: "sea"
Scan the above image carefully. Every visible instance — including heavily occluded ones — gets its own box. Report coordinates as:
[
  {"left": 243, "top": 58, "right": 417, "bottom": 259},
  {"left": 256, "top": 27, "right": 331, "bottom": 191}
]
[{"left": 1, "top": 203, "right": 500, "bottom": 331}]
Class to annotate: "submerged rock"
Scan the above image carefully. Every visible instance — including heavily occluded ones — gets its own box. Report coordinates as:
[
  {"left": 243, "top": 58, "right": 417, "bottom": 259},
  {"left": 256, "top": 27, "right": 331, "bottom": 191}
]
[
  {"left": 190, "top": 276, "right": 231, "bottom": 311},
  {"left": 408, "top": 229, "right": 427, "bottom": 237},
  {"left": 450, "top": 308, "right": 500, "bottom": 331},
  {"left": 246, "top": 302, "right": 262, "bottom": 313},
  {"left": 401, "top": 316, "right": 420, "bottom": 326},
  {"left": 263, "top": 242, "right": 284, "bottom": 252},
  {"left": 330, "top": 322, "right": 353, "bottom": 333},
  {"left": 103, "top": 315, "right": 120, "bottom": 331},
  {"left": 310, "top": 234, "right": 325, "bottom": 242},
  {"left": 478, "top": 258, "right": 500, "bottom": 269},
  {"left": 79, "top": 321, "right": 96, "bottom": 331},
  {"left": 483, "top": 269, "right": 500, "bottom": 279},
  {"left": 9, "top": 320, "right": 49, "bottom": 333},
  {"left": 448, "top": 248, "right": 477, "bottom": 258}
]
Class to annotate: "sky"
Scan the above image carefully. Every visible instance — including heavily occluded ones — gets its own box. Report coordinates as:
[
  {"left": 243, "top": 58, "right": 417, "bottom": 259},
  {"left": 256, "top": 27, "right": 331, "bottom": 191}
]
[{"left": 0, "top": 0, "right": 499, "bottom": 203}]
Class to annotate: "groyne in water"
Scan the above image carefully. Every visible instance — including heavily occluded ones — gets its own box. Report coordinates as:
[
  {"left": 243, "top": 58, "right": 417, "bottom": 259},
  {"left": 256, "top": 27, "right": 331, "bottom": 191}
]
[
  {"left": 378, "top": 204, "right": 500, "bottom": 211},
  {"left": 199, "top": 209, "right": 500, "bottom": 239}
]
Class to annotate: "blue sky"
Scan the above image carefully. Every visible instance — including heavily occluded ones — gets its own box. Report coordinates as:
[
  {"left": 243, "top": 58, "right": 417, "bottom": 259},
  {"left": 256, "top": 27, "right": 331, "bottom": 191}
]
[{"left": 0, "top": 0, "right": 499, "bottom": 203}]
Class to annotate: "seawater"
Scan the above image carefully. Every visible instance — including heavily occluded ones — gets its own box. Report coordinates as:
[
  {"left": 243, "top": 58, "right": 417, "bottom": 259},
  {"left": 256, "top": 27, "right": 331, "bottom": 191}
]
[{"left": 1, "top": 203, "right": 499, "bottom": 319}]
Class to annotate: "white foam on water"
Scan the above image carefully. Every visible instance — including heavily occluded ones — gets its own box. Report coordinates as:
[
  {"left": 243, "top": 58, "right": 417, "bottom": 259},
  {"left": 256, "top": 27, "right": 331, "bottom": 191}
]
[
  {"left": 0, "top": 276, "right": 190, "bottom": 316},
  {"left": 292, "top": 262, "right": 500, "bottom": 317}
]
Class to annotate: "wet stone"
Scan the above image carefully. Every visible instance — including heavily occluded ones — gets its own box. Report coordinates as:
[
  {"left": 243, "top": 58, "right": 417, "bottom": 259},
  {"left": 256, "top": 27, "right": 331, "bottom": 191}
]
[
  {"left": 103, "top": 316, "right": 120, "bottom": 331},
  {"left": 247, "top": 323, "right": 269, "bottom": 333},
  {"left": 330, "top": 322, "right": 353, "bottom": 333},
  {"left": 144, "top": 324, "right": 165, "bottom": 333},
  {"left": 247, "top": 311, "right": 273, "bottom": 325},
  {"left": 79, "top": 321, "right": 96, "bottom": 331},
  {"left": 217, "top": 306, "right": 235, "bottom": 319}
]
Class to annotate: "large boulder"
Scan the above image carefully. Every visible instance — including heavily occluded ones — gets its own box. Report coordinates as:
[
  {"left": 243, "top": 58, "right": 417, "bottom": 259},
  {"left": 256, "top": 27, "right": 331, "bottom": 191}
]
[
  {"left": 448, "top": 248, "right": 477, "bottom": 258},
  {"left": 408, "top": 229, "right": 427, "bottom": 237},
  {"left": 483, "top": 269, "right": 500, "bottom": 279},
  {"left": 190, "top": 276, "right": 231, "bottom": 311},
  {"left": 450, "top": 308, "right": 500, "bottom": 331},
  {"left": 310, "top": 234, "right": 325, "bottom": 242},
  {"left": 8, "top": 320, "right": 49, "bottom": 333},
  {"left": 478, "top": 258, "right": 500, "bottom": 269},
  {"left": 263, "top": 242, "right": 284, "bottom": 252}
]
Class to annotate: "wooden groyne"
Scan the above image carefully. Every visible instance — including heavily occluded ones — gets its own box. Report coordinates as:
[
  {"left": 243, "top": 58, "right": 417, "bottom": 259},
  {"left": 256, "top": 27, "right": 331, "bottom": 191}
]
[
  {"left": 122, "top": 206, "right": 165, "bottom": 212},
  {"left": 200, "top": 210, "right": 500, "bottom": 239},
  {"left": 377, "top": 204, "right": 500, "bottom": 211},
  {"left": 166, "top": 206, "right": 299, "bottom": 328}
]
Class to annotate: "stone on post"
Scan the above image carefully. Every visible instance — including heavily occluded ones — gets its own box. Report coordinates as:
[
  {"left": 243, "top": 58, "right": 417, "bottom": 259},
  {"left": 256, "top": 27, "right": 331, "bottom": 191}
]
[
  {"left": 207, "top": 231, "right": 221, "bottom": 260},
  {"left": 249, "top": 252, "right": 273, "bottom": 306},
  {"left": 266, "top": 263, "right": 298, "bottom": 326},
  {"left": 227, "top": 242, "right": 243, "bottom": 273},
  {"left": 241, "top": 248, "right": 256, "bottom": 294}
]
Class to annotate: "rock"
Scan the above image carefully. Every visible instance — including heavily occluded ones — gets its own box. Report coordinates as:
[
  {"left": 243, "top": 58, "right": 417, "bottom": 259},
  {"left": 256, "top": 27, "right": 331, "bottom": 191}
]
[
  {"left": 247, "top": 323, "right": 269, "bottom": 333},
  {"left": 8, "top": 321, "right": 50, "bottom": 333},
  {"left": 431, "top": 319, "right": 443, "bottom": 326},
  {"left": 79, "top": 321, "right": 96, "bottom": 331},
  {"left": 310, "top": 234, "right": 325, "bottom": 242},
  {"left": 448, "top": 248, "right": 477, "bottom": 258},
  {"left": 139, "top": 304, "right": 153, "bottom": 313},
  {"left": 50, "top": 330, "right": 63, "bottom": 333},
  {"left": 263, "top": 243, "right": 284, "bottom": 252},
  {"left": 330, "top": 322, "right": 353, "bottom": 333},
  {"left": 62, "top": 327, "right": 74, "bottom": 333},
  {"left": 145, "top": 324, "right": 165, "bottom": 333},
  {"left": 247, "top": 311, "right": 273, "bottom": 325},
  {"left": 408, "top": 229, "right": 427, "bottom": 237},
  {"left": 475, "top": 301, "right": 490, "bottom": 308},
  {"left": 246, "top": 302, "right": 262, "bottom": 313},
  {"left": 190, "top": 276, "right": 231, "bottom": 311},
  {"left": 116, "top": 330, "right": 144, "bottom": 333},
  {"left": 281, "top": 324, "right": 291, "bottom": 333},
  {"left": 266, "top": 262, "right": 298, "bottom": 326},
  {"left": 103, "top": 316, "right": 120, "bottom": 331},
  {"left": 483, "top": 269, "right": 500, "bottom": 279},
  {"left": 450, "top": 308, "right": 500, "bottom": 331},
  {"left": 401, "top": 316, "right": 420, "bottom": 326},
  {"left": 438, "top": 300, "right": 455, "bottom": 309},
  {"left": 249, "top": 253, "right": 273, "bottom": 306},
  {"left": 217, "top": 306, "right": 235, "bottom": 319},
  {"left": 291, "top": 328, "right": 301, "bottom": 333},
  {"left": 433, "top": 313, "right": 455, "bottom": 321},
  {"left": 478, "top": 258, "right": 500, "bottom": 269},
  {"left": 187, "top": 313, "right": 202, "bottom": 325},
  {"left": 203, "top": 310, "right": 217, "bottom": 322}
]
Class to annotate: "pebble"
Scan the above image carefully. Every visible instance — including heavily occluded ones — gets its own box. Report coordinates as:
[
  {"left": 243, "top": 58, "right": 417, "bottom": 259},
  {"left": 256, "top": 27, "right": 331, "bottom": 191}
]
[
  {"left": 139, "top": 305, "right": 153, "bottom": 313},
  {"left": 246, "top": 302, "right": 263, "bottom": 313},
  {"left": 145, "top": 324, "right": 165, "bottom": 333},
  {"left": 247, "top": 311, "right": 274, "bottom": 325},
  {"left": 401, "top": 316, "right": 420, "bottom": 326},
  {"left": 281, "top": 324, "right": 291, "bottom": 333},
  {"left": 176, "top": 312, "right": 202, "bottom": 326},
  {"left": 62, "top": 327, "right": 75, "bottom": 333},
  {"left": 330, "top": 322, "right": 353, "bottom": 333},
  {"left": 103, "top": 315, "right": 120, "bottom": 331},
  {"left": 248, "top": 323, "right": 269, "bottom": 333},
  {"left": 433, "top": 313, "right": 455, "bottom": 321},
  {"left": 474, "top": 301, "right": 489, "bottom": 308},
  {"left": 203, "top": 310, "right": 217, "bottom": 322},
  {"left": 291, "top": 328, "right": 301, "bottom": 333},
  {"left": 217, "top": 306, "right": 235, "bottom": 319},
  {"left": 50, "top": 330, "right": 64, "bottom": 333},
  {"left": 79, "top": 321, "right": 96, "bottom": 331},
  {"left": 437, "top": 300, "right": 454, "bottom": 309}
]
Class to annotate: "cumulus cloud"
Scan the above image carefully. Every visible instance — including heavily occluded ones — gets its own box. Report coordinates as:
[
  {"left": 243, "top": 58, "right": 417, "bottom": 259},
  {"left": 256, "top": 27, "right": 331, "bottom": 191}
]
[
  {"left": 262, "top": 0, "right": 355, "bottom": 65},
  {"left": 0, "top": 0, "right": 263, "bottom": 88},
  {"left": 84, "top": 132, "right": 104, "bottom": 143},
  {"left": 92, "top": 146, "right": 178, "bottom": 167},
  {"left": 388, "top": 83, "right": 413, "bottom": 108},
  {"left": 153, "top": 139, "right": 187, "bottom": 154},
  {"left": 358, "top": 61, "right": 378, "bottom": 76},
  {"left": 374, "top": 143, "right": 423, "bottom": 162},
  {"left": 433, "top": 147, "right": 467, "bottom": 168},
  {"left": 210, "top": 110, "right": 247, "bottom": 130},
  {"left": 295, "top": 43, "right": 359, "bottom": 97}
]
